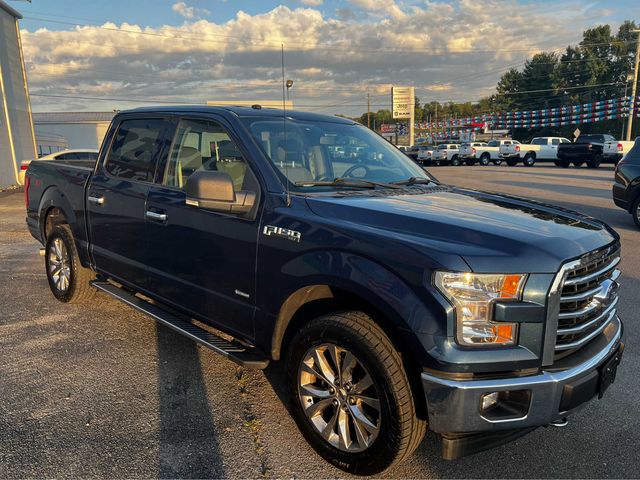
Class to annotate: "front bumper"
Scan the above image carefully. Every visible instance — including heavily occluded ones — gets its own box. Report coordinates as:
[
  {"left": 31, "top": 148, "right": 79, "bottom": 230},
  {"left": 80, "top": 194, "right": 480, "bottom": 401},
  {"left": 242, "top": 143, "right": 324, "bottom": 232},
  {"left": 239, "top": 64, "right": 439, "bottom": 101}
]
[{"left": 421, "top": 316, "right": 623, "bottom": 433}]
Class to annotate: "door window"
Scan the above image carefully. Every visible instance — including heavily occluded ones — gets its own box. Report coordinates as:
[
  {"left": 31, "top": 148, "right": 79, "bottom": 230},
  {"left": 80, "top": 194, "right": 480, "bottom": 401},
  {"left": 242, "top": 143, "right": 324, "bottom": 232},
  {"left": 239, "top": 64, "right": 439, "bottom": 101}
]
[
  {"left": 164, "top": 119, "right": 251, "bottom": 191},
  {"left": 551, "top": 138, "right": 560, "bottom": 145},
  {"left": 105, "top": 118, "right": 166, "bottom": 182}
]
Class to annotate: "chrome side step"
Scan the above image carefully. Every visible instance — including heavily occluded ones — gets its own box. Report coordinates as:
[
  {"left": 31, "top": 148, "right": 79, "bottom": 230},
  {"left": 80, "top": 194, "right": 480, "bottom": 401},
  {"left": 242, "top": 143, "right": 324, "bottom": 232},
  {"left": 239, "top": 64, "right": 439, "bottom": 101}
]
[{"left": 91, "top": 280, "right": 269, "bottom": 369}]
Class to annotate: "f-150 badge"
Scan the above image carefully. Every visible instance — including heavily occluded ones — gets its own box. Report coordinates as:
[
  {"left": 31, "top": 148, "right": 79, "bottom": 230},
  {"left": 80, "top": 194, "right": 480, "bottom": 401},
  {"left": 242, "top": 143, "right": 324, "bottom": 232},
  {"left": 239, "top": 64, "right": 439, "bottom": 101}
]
[{"left": 263, "top": 225, "right": 301, "bottom": 243}]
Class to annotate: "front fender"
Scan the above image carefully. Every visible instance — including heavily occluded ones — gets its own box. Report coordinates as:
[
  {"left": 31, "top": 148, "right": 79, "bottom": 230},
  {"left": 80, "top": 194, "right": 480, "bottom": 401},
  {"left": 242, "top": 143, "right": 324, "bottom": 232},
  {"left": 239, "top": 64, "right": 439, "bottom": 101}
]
[{"left": 263, "top": 250, "right": 445, "bottom": 363}]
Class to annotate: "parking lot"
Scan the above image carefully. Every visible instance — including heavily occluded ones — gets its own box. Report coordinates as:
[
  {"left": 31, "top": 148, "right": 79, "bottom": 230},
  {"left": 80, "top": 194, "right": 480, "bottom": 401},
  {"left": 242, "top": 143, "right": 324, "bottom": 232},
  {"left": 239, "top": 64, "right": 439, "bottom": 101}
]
[{"left": 1, "top": 164, "right": 638, "bottom": 479}]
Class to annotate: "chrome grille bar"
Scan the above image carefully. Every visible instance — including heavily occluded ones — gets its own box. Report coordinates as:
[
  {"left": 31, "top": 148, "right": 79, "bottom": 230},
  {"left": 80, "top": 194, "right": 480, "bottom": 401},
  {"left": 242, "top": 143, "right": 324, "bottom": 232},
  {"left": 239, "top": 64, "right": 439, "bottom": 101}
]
[{"left": 563, "top": 256, "right": 620, "bottom": 286}]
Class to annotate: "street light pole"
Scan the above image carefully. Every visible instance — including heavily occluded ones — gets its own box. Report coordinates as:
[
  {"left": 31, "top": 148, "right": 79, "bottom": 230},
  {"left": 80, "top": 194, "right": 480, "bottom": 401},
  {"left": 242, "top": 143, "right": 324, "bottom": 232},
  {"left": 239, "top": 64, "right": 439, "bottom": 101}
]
[{"left": 625, "top": 29, "right": 640, "bottom": 141}]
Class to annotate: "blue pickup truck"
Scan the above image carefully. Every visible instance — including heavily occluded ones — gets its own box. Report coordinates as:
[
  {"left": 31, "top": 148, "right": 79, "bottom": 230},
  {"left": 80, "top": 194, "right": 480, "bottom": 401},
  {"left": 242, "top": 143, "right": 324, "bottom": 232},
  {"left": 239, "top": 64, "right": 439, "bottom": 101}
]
[{"left": 26, "top": 106, "right": 624, "bottom": 474}]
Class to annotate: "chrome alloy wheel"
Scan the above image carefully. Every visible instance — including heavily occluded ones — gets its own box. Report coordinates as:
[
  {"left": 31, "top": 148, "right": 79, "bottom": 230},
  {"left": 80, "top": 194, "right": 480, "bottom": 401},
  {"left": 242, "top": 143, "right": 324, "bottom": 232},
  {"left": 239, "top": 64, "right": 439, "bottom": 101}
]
[
  {"left": 48, "top": 237, "right": 71, "bottom": 292},
  {"left": 298, "top": 343, "right": 381, "bottom": 452}
]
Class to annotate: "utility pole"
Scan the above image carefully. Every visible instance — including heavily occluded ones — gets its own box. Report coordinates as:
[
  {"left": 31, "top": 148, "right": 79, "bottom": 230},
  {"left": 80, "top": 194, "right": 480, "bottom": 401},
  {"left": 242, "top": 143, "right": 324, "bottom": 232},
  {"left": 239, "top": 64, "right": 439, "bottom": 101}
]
[
  {"left": 367, "top": 93, "right": 371, "bottom": 129},
  {"left": 626, "top": 29, "right": 640, "bottom": 141},
  {"left": 435, "top": 102, "right": 438, "bottom": 145}
]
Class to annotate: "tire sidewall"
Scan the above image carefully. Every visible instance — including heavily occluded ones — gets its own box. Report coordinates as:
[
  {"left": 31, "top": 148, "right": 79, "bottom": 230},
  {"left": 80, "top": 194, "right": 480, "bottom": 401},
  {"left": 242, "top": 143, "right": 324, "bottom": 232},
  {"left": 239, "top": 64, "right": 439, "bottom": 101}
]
[
  {"left": 633, "top": 197, "right": 640, "bottom": 228},
  {"left": 479, "top": 153, "right": 490, "bottom": 165},
  {"left": 286, "top": 318, "right": 403, "bottom": 474},
  {"left": 523, "top": 154, "right": 535, "bottom": 166},
  {"left": 45, "top": 226, "right": 79, "bottom": 302}
]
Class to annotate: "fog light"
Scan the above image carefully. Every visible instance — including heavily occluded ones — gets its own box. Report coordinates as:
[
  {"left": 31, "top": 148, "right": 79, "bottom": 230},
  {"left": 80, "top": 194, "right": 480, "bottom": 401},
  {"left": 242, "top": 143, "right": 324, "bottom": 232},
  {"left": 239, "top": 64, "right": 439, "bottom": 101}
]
[
  {"left": 481, "top": 392, "right": 499, "bottom": 411},
  {"left": 479, "top": 390, "right": 531, "bottom": 421}
]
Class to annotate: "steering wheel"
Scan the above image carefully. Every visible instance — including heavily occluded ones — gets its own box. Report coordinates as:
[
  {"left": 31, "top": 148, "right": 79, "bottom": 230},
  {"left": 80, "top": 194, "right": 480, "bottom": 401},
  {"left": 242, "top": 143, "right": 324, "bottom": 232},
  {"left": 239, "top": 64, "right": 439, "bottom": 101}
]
[{"left": 342, "top": 164, "right": 371, "bottom": 179}]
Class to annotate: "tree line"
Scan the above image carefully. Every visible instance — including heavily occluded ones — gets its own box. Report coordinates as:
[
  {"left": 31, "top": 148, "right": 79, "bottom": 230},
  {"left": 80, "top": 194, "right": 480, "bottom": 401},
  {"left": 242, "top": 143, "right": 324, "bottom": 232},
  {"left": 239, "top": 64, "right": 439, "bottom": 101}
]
[{"left": 355, "top": 20, "right": 639, "bottom": 141}]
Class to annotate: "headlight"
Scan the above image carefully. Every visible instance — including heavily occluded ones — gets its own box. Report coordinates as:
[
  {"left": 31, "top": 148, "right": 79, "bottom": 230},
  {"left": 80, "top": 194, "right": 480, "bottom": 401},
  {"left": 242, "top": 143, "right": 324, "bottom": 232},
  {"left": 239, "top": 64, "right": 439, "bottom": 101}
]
[{"left": 434, "top": 272, "right": 527, "bottom": 347}]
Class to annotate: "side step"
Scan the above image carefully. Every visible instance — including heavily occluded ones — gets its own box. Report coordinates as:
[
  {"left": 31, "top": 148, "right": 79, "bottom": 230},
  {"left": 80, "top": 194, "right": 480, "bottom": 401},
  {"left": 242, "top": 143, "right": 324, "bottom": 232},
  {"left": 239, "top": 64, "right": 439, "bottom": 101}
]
[{"left": 91, "top": 280, "right": 269, "bottom": 369}]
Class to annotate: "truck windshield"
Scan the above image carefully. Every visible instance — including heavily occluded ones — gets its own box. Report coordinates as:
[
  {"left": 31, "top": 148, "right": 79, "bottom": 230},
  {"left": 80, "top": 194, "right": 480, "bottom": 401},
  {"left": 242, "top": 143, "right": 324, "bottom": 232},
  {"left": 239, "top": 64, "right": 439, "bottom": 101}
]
[
  {"left": 241, "top": 117, "right": 431, "bottom": 191},
  {"left": 576, "top": 135, "right": 603, "bottom": 143}
]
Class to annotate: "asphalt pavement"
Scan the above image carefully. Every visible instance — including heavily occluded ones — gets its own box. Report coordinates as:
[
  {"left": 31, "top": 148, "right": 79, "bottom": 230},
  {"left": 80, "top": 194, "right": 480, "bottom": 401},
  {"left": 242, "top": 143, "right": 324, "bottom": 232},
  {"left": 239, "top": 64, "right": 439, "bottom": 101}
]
[{"left": 1, "top": 163, "right": 638, "bottom": 478}]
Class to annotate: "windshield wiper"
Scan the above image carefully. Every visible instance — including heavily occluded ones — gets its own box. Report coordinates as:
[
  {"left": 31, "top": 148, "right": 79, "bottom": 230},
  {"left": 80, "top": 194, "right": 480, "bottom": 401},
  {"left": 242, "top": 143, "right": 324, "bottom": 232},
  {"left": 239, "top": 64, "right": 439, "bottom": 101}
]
[
  {"left": 390, "top": 177, "right": 435, "bottom": 186},
  {"left": 294, "top": 177, "right": 402, "bottom": 189}
]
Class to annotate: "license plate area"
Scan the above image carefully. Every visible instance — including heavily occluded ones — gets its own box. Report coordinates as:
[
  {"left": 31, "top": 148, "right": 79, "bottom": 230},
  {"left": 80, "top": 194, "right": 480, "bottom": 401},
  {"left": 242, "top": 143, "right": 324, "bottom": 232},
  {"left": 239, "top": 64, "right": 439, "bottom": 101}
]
[{"left": 598, "top": 347, "right": 623, "bottom": 398}]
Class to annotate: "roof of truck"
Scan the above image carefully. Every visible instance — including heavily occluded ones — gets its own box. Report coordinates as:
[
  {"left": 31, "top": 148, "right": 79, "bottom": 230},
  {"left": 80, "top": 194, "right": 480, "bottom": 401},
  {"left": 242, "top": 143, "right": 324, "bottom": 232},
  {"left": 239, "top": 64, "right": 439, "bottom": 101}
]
[{"left": 123, "top": 105, "right": 355, "bottom": 124}]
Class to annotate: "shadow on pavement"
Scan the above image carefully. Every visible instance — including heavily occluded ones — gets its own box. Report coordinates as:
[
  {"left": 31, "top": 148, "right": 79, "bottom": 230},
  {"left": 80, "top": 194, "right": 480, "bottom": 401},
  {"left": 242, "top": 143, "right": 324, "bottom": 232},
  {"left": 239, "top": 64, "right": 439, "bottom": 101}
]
[{"left": 156, "top": 325, "right": 225, "bottom": 479}]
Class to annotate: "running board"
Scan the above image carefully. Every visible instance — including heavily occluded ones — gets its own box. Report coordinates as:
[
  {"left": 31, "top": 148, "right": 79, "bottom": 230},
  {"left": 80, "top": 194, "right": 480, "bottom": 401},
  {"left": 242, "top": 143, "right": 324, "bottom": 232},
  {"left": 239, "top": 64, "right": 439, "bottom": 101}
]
[{"left": 91, "top": 280, "right": 269, "bottom": 369}]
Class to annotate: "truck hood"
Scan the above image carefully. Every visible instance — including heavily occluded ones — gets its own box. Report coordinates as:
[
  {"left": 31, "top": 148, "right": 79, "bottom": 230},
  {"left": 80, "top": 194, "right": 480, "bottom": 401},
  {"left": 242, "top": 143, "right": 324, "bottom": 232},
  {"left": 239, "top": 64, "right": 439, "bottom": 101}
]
[{"left": 305, "top": 186, "right": 616, "bottom": 273}]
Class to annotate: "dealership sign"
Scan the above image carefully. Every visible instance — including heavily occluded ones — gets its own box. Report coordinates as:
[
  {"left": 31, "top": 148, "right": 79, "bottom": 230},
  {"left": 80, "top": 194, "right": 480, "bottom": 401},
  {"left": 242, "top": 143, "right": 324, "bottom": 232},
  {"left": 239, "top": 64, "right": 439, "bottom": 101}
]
[{"left": 391, "top": 86, "right": 414, "bottom": 119}]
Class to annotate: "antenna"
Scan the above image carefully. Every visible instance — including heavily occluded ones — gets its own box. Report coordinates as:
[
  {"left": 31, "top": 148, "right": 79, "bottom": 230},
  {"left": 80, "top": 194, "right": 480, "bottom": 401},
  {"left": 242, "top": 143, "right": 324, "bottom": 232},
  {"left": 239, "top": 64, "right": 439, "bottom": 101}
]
[{"left": 281, "top": 44, "right": 291, "bottom": 207}]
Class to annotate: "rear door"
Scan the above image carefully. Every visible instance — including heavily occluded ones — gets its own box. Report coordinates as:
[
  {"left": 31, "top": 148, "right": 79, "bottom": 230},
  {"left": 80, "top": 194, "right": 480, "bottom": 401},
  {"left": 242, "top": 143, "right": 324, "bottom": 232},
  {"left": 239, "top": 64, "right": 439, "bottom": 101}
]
[
  {"left": 87, "top": 116, "right": 172, "bottom": 289},
  {"left": 143, "top": 115, "right": 262, "bottom": 338}
]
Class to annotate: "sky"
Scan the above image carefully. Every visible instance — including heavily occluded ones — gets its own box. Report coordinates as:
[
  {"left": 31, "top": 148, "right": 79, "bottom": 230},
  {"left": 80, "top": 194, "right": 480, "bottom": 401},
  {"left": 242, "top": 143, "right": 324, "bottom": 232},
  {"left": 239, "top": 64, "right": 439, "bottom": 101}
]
[{"left": 8, "top": 0, "right": 640, "bottom": 115}]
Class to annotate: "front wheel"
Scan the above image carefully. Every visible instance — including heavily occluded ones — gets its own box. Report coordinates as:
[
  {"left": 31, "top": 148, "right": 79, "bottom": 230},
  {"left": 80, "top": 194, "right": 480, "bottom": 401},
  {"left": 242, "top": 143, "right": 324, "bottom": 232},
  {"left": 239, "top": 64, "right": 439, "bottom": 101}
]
[
  {"left": 287, "top": 312, "right": 426, "bottom": 475},
  {"left": 45, "top": 224, "right": 96, "bottom": 303},
  {"left": 479, "top": 153, "right": 490, "bottom": 166},
  {"left": 451, "top": 155, "right": 461, "bottom": 166}
]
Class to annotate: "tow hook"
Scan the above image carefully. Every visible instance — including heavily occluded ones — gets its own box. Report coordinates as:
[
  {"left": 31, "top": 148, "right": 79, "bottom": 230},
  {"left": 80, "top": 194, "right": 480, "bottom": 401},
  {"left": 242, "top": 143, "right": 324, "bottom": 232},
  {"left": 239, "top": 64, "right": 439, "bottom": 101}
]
[{"left": 549, "top": 418, "right": 569, "bottom": 428}]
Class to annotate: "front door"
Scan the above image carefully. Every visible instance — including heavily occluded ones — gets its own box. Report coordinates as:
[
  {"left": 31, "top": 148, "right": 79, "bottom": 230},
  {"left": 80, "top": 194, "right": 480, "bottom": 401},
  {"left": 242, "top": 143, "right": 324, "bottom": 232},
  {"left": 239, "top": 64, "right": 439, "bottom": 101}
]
[
  {"left": 144, "top": 117, "right": 261, "bottom": 338},
  {"left": 87, "top": 116, "right": 171, "bottom": 289}
]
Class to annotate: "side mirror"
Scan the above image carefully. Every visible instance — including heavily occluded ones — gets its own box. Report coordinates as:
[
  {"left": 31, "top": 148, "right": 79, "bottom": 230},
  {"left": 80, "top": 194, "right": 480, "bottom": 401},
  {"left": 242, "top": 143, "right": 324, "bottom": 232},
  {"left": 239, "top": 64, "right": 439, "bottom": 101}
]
[{"left": 185, "top": 170, "right": 255, "bottom": 214}]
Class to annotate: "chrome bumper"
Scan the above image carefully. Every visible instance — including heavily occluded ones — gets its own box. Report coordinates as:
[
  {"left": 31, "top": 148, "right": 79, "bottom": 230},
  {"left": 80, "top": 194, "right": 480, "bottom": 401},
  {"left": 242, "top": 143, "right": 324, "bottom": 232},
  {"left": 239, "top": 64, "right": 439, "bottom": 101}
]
[{"left": 421, "top": 316, "right": 623, "bottom": 433}]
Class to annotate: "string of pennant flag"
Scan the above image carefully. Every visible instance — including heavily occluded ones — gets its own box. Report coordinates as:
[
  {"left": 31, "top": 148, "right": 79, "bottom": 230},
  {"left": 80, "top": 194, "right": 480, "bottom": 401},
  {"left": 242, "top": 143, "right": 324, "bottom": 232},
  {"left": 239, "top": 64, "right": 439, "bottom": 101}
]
[{"left": 413, "top": 96, "right": 640, "bottom": 131}]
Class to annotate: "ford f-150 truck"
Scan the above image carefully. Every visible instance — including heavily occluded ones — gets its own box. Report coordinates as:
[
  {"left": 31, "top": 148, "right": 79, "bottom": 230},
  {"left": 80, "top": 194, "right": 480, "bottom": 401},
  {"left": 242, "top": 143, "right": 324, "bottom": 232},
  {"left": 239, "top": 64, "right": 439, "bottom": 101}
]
[
  {"left": 26, "top": 106, "right": 624, "bottom": 475},
  {"left": 556, "top": 134, "right": 617, "bottom": 168}
]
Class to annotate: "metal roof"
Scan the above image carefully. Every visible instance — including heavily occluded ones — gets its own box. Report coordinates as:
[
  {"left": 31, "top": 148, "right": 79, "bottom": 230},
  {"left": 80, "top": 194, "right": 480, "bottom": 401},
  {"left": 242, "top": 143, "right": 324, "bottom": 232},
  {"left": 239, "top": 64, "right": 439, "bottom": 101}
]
[
  {"left": 32, "top": 111, "right": 117, "bottom": 124},
  {"left": 0, "top": 0, "right": 22, "bottom": 19}
]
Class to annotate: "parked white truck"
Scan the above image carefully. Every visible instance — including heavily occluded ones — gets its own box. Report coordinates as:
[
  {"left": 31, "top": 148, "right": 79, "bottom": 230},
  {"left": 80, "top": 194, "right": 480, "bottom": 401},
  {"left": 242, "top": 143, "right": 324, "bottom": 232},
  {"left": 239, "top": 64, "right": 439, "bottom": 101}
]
[
  {"left": 459, "top": 139, "right": 515, "bottom": 166},
  {"left": 500, "top": 137, "right": 571, "bottom": 167},
  {"left": 603, "top": 139, "right": 636, "bottom": 165},
  {"left": 433, "top": 143, "right": 461, "bottom": 166}
]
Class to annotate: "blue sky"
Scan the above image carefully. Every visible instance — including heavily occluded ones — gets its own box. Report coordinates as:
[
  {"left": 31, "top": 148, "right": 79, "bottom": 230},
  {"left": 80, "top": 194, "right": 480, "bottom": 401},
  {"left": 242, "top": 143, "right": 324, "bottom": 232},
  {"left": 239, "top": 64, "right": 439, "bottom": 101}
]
[
  {"left": 15, "top": 0, "right": 638, "bottom": 30},
  {"left": 10, "top": 0, "right": 640, "bottom": 114}
]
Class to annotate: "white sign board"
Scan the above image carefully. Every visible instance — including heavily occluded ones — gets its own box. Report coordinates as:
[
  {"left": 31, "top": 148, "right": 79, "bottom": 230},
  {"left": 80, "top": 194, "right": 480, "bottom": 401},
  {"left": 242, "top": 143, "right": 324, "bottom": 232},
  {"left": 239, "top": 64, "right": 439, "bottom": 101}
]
[{"left": 392, "top": 87, "right": 415, "bottom": 120}]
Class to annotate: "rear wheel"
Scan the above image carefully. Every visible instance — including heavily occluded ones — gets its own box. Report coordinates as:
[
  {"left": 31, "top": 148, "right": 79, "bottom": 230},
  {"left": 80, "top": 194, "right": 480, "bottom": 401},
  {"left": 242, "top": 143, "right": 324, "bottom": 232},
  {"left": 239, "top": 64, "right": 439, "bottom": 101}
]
[
  {"left": 506, "top": 158, "right": 518, "bottom": 167},
  {"left": 45, "top": 224, "right": 96, "bottom": 303},
  {"left": 558, "top": 159, "right": 571, "bottom": 168},
  {"left": 632, "top": 197, "right": 640, "bottom": 228},
  {"left": 587, "top": 154, "right": 602, "bottom": 169},
  {"left": 465, "top": 158, "right": 475, "bottom": 166},
  {"left": 573, "top": 160, "right": 584, "bottom": 167},
  {"left": 523, "top": 153, "right": 535, "bottom": 167},
  {"left": 287, "top": 311, "right": 426, "bottom": 475},
  {"left": 451, "top": 155, "right": 461, "bottom": 166},
  {"left": 479, "top": 153, "right": 490, "bottom": 166},
  {"left": 492, "top": 159, "right": 503, "bottom": 166}
]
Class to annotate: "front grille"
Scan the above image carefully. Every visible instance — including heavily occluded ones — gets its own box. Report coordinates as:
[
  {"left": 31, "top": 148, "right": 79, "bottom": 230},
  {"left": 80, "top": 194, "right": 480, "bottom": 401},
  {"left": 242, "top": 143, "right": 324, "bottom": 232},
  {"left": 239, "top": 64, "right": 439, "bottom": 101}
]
[{"left": 554, "top": 244, "right": 621, "bottom": 359}]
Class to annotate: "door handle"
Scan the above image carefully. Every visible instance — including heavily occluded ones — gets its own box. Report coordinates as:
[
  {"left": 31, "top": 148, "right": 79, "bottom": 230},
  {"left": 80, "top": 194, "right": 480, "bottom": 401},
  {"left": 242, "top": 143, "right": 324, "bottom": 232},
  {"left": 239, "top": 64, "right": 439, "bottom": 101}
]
[
  {"left": 145, "top": 211, "right": 168, "bottom": 222},
  {"left": 87, "top": 195, "right": 104, "bottom": 205}
]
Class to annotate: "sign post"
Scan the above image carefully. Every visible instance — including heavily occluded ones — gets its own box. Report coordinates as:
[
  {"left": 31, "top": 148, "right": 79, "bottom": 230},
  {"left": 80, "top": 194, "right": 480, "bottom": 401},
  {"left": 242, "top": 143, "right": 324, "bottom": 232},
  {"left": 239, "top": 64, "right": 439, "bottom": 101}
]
[{"left": 391, "top": 86, "right": 415, "bottom": 146}]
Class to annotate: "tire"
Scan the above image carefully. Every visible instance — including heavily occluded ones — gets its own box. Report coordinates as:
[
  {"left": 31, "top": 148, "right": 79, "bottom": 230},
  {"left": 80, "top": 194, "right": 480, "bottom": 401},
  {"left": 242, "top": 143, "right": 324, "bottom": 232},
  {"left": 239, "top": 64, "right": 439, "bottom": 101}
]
[
  {"left": 632, "top": 197, "right": 640, "bottom": 228},
  {"left": 573, "top": 160, "right": 584, "bottom": 168},
  {"left": 506, "top": 158, "right": 518, "bottom": 167},
  {"left": 587, "top": 154, "right": 602, "bottom": 169},
  {"left": 286, "top": 311, "right": 426, "bottom": 475},
  {"left": 465, "top": 158, "right": 475, "bottom": 166},
  {"left": 553, "top": 160, "right": 560, "bottom": 167},
  {"left": 45, "top": 224, "right": 96, "bottom": 303},
  {"left": 451, "top": 155, "right": 461, "bottom": 166},
  {"left": 523, "top": 153, "right": 535, "bottom": 167},
  {"left": 492, "top": 159, "right": 503, "bottom": 166},
  {"left": 479, "top": 153, "right": 490, "bottom": 166},
  {"left": 558, "top": 159, "right": 571, "bottom": 168}
]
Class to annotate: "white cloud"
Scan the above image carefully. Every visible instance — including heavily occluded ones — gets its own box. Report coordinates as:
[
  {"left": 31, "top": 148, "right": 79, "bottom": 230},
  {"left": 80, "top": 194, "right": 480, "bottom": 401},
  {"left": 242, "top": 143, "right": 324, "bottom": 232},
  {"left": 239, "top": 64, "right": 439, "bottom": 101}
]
[
  {"left": 20, "top": 2, "right": 608, "bottom": 115},
  {"left": 300, "top": 0, "right": 323, "bottom": 5},
  {"left": 172, "top": 2, "right": 210, "bottom": 19}
]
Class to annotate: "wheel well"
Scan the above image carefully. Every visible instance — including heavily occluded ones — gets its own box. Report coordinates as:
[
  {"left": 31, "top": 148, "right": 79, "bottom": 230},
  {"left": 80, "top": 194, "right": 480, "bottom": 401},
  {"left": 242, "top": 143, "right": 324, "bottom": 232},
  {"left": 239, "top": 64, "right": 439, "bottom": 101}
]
[
  {"left": 43, "top": 207, "right": 68, "bottom": 239},
  {"left": 274, "top": 285, "right": 428, "bottom": 419},
  {"left": 526, "top": 151, "right": 536, "bottom": 158}
]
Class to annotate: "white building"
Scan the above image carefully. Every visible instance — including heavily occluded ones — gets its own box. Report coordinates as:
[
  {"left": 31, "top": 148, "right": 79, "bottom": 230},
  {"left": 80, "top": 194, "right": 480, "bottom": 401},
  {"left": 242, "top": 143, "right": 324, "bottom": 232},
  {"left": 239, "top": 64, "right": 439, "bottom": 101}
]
[
  {"left": 0, "top": 0, "right": 37, "bottom": 187},
  {"left": 33, "top": 111, "right": 116, "bottom": 151}
]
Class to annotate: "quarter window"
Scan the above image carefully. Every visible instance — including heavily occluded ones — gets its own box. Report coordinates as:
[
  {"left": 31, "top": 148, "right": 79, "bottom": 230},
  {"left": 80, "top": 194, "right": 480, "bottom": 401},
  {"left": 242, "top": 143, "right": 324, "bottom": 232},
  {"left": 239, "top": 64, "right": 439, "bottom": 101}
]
[
  {"left": 165, "top": 119, "right": 250, "bottom": 191},
  {"left": 105, "top": 118, "right": 166, "bottom": 182}
]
